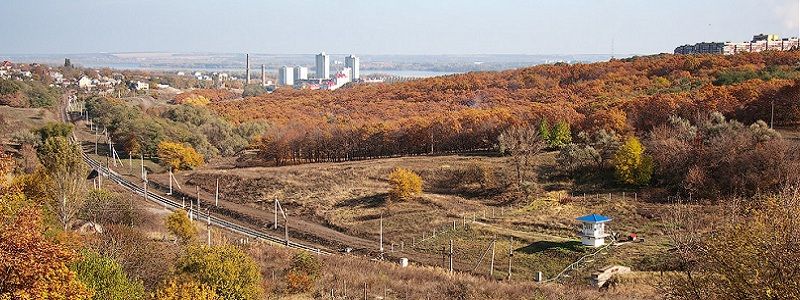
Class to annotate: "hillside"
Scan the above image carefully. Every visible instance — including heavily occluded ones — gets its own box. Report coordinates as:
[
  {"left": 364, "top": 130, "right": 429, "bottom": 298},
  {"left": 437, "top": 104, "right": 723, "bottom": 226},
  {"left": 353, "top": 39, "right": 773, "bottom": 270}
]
[{"left": 211, "top": 52, "right": 800, "bottom": 163}]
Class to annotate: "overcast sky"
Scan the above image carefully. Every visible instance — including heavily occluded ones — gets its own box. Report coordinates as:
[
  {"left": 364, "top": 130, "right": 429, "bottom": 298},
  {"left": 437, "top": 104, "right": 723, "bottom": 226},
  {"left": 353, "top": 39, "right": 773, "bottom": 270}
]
[{"left": 1, "top": 0, "right": 798, "bottom": 55}]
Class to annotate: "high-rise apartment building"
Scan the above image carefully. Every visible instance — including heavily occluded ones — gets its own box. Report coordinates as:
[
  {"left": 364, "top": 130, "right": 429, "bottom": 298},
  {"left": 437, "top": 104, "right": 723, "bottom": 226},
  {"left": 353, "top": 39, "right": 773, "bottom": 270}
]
[
  {"left": 315, "top": 52, "right": 330, "bottom": 79},
  {"left": 294, "top": 66, "right": 308, "bottom": 81},
  {"left": 344, "top": 55, "right": 360, "bottom": 81},
  {"left": 278, "top": 66, "right": 294, "bottom": 86}
]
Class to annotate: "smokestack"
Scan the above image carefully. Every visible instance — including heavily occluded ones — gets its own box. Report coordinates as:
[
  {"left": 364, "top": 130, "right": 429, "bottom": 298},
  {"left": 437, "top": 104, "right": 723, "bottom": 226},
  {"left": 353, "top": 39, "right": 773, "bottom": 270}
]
[
  {"left": 245, "top": 53, "right": 250, "bottom": 85},
  {"left": 261, "top": 64, "right": 266, "bottom": 86}
]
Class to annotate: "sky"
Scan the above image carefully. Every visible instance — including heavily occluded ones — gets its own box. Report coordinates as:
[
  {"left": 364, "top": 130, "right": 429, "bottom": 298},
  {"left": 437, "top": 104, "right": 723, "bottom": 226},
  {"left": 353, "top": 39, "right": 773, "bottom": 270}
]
[{"left": 1, "top": 0, "right": 798, "bottom": 55}]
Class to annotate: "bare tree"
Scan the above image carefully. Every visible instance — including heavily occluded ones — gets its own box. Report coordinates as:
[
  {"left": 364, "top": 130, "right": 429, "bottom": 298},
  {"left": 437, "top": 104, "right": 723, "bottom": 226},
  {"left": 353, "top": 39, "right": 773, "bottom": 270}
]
[{"left": 498, "top": 125, "right": 544, "bottom": 197}]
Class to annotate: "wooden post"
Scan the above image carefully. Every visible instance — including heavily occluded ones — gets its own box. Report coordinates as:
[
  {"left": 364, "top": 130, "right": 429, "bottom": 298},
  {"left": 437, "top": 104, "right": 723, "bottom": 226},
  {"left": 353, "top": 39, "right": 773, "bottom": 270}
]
[
  {"left": 453, "top": 220, "right": 456, "bottom": 230},
  {"left": 363, "top": 282, "right": 367, "bottom": 300},
  {"left": 635, "top": 192, "right": 637, "bottom": 202},
  {"left": 463, "top": 215, "right": 466, "bottom": 228},
  {"left": 400, "top": 241, "right": 404, "bottom": 251}
]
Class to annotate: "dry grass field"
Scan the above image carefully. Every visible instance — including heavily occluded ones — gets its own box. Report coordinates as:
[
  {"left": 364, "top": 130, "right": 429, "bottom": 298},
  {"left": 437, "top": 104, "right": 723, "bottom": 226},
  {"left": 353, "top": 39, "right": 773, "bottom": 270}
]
[{"left": 133, "top": 152, "right": 676, "bottom": 283}]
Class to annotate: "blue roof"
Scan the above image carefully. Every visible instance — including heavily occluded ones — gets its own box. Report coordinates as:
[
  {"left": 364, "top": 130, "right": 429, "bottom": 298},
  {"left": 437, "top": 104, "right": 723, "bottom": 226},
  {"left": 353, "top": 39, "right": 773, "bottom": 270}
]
[{"left": 576, "top": 214, "right": 612, "bottom": 223}]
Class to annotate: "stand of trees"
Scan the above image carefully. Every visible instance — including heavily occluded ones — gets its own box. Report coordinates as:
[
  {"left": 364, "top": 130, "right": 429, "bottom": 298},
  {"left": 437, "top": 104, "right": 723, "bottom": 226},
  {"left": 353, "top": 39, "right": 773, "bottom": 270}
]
[{"left": 207, "top": 52, "right": 800, "bottom": 165}]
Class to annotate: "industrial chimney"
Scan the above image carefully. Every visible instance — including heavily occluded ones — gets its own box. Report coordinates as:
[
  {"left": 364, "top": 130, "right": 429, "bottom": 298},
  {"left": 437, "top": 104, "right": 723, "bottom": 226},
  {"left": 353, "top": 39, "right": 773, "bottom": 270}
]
[
  {"left": 245, "top": 53, "right": 251, "bottom": 85},
  {"left": 261, "top": 64, "right": 266, "bottom": 86}
]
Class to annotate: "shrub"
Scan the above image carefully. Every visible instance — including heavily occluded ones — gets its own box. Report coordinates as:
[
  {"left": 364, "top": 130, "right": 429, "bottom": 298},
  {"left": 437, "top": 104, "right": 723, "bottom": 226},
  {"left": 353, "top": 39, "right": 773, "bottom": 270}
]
[
  {"left": 388, "top": 168, "right": 423, "bottom": 201},
  {"left": 157, "top": 141, "right": 203, "bottom": 171},
  {"left": 174, "top": 245, "right": 264, "bottom": 300},
  {"left": 36, "top": 122, "right": 74, "bottom": 143},
  {"left": 285, "top": 252, "right": 321, "bottom": 294},
  {"left": 613, "top": 136, "right": 653, "bottom": 186},
  {"left": 70, "top": 251, "right": 145, "bottom": 300},
  {"left": 556, "top": 143, "right": 601, "bottom": 174},
  {"left": 165, "top": 209, "right": 195, "bottom": 243}
]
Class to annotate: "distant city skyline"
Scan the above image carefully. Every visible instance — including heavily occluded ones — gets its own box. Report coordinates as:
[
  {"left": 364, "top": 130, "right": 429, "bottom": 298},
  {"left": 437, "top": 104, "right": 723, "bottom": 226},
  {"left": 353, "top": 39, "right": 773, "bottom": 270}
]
[{"left": 1, "top": 0, "right": 798, "bottom": 55}]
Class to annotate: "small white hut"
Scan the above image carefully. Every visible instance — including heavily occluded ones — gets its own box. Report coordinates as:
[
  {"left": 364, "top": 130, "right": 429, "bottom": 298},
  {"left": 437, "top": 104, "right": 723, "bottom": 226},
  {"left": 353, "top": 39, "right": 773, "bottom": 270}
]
[{"left": 577, "top": 214, "right": 612, "bottom": 247}]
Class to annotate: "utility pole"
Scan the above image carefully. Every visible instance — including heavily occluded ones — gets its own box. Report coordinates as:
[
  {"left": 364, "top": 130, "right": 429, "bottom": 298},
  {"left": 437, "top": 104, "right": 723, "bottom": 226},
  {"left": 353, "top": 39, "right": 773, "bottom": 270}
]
[
  {"left": 490, "top": 235, "right": 496, "bottom": 277},
  {"left": 771, "top": 99, "right": 775, "bottom": 129},
  {"left": 273, "top": 198, "right": 278, "bottom": 230},
  {"left": 215, "top": 178, "right": 219, "bottom": 207},
  {"left": 168, "top": 170, "right": 173, "bottom": 195},
  {"left": 142, "top": 170, "right": 148, "bottom": 202},
  {"left": 207, "top": 209, "right": 212, "bottom": 246},
  {"left": 379, "top": 214, "right": 384, "bottom": 256},
  {"left": 449, "top": 239, "right": 454, "bottom": 273},
  {"left": 507, "top": 237, "right": 514, "bottom": 280}
]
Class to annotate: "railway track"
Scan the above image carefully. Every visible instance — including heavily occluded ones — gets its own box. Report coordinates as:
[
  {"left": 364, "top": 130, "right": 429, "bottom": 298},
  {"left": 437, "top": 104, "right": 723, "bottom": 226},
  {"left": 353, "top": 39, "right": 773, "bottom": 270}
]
[{"left": 63, "top": 96, "right": 330, "bottom": 255}]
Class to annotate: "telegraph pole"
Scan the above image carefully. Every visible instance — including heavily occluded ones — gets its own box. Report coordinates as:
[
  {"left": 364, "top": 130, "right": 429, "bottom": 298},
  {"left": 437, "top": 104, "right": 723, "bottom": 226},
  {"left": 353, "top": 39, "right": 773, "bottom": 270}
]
[
  {"left": 490, "top": 235, "right": 496, "bottom": 277},
  {"left": 207, "top": 209, "right": 212, "bottom": 246},
  {"left": 507, "top": 237, "right": 514, "bottom": 280},
  {"left": 215, "top": 178, "right": 219, "bottom": 207},
  {"left": 273, "top": 198, "right": 278, "bottom": 230},
  {"left": 379, "top": 214, "right": 384, "bottom": 257},
  {"left": 771, "top": 99, "right": 775, "bottom": 129},
  {"left": 449, "top": 239, "right": 454, "bottom": 273}
]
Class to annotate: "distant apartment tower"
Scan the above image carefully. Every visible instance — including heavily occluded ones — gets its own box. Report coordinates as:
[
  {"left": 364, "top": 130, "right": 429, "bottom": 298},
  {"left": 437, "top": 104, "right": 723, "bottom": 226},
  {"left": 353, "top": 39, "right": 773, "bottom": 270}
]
[
  {"left": 245, "top": 53, "right": 251, "bottom": 85},
  {"left": 261, "top": 64, "right": 267, "bottom": 86},
  {"left": 294, "top": 66, "right": 308, "bottom": 81},
  {"left": 278, "top": 66, "right": 294, "bottom": 86},
  {"left": 344, "top": 55, "right": 360, "bottom": 81},
  {"left": 315, "top": 52, "right": 330, "bottom": 79}
]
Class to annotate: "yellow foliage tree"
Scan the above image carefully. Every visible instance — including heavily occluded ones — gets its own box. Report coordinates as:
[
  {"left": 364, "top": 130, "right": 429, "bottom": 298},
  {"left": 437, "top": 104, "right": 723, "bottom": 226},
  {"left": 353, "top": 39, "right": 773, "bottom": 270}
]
[
  {"left": 165, "top": 209, "right": 196, "bottom": 243},
  {"left": 157, "top": 141, "right": 203, "bottom": 171},
  {"left": 174, "top": 245, "right": 264, "bottom": 300},
  {"left": 0, "top": 187, "right": 92, "bottom": 299},
  {"left": 388, "top": 168, "right": 423, "bottom": 201},
  {"left": 612, "top": 136, "right": 653, "bottom": 185},
  {"left": 151, "top": 277, "right": 219, "bottom": 300}
]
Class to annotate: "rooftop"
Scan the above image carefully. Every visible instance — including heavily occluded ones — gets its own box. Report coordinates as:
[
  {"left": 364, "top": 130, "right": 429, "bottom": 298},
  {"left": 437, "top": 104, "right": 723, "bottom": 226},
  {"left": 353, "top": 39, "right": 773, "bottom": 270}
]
[{"left": 576, "top": 214, "right": 611, "bottom": 223}]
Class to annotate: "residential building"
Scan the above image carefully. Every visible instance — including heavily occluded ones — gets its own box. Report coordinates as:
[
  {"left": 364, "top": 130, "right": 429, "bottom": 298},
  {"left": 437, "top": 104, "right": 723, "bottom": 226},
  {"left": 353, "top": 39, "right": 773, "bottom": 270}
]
[
  {"left": 278, "top": 66, "right": 294, "bottom": 86},
  {"left": 675, "top": 33, "right": 799, "bottom": 55},
  {"left": 344, "top": 55, "right": 360, "bottom": 80},
  {"left": 315, "top": 52, "right": 330, "bottom": 79},
  {"left": 294, "top": 66, "right": 308, "bottom": 81},
  {"left": 78, "top": 76, "right": 93, "bottom": 89}
]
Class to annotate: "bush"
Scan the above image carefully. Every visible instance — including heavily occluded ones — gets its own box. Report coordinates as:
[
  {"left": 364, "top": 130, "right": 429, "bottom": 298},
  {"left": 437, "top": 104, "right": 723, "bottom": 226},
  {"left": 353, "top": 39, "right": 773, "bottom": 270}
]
[
  {"left": 70, "top": 251, "right": 145, "bottom": 300},
  {"left": 285, "top": 252, "right": 321, "bottom": 294},
  {"left": 36, "top": 122, "right": 74, "bottom": 143},
  {"left": 174, "top": 245, "right": 264, "bottom": 300},
  {"left": 556, "top": 143, "right": 601, "bottom": 174},
  {"left": 388, "top": 168, "right": 423, "bottom": 201},
  {"left": 157, "top": 141, "right": 204, "bottom": 171},
  {"left": 165, "top": 209, "right": 196, "bottom": 243}
]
